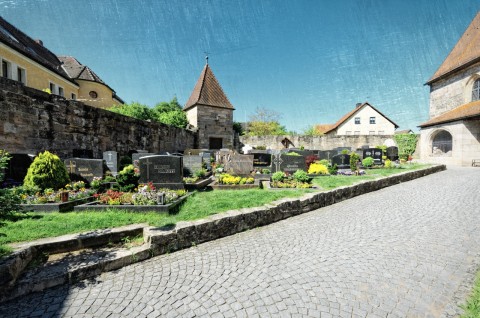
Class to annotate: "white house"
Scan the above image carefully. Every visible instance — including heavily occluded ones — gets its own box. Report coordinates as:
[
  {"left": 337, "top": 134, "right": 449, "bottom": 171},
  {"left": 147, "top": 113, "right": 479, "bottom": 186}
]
[{"left": 318, "top": 102, "right": 399, "bottom": 136}]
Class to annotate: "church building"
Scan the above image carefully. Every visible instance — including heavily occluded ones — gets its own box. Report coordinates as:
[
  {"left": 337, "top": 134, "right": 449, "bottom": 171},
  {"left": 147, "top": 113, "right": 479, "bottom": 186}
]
[
  {"left": 184, "top": 60, "right": 235, "bottom": 149},
  {"left": 419, "top": 12, "right": 480, "bottom": 166}
]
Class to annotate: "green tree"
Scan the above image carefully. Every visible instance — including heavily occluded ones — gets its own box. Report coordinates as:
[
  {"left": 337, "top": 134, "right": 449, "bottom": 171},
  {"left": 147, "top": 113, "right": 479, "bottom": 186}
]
[
  {"left": 152, "top": 97, "right": 188, "bottom": 128},
  {"left": 233, "top": 122, "right": 244, "bottom": 135},
  {"left": 0, "top": 150, "right": 11, "bottom": 181},
  {"left": 109, "top": 102, "right": 153, "bottom": 121},
  {"left": 303, "top": 125, "right": 324, "bottom": 136},
  {"left": 247, "top": 107, "right": 288, "bottom": 136},
  {"left": 23, "top": 151, "right": 70, "bottom": 190}
]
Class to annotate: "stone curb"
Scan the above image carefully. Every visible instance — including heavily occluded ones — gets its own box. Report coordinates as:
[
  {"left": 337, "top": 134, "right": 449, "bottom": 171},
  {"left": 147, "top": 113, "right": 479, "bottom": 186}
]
[{"left": 0, "top": 165, "right": 446, "bottom": 302}]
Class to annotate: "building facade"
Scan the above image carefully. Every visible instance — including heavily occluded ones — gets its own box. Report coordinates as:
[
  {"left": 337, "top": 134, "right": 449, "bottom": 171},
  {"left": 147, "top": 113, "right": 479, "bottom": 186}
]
[
  {"left": 0, "top": 16, "right": 122, "bottom": 109},
  {"left": 319, "top": 102, "right": 399, "bottom": 136},
  {"left": 419, "top": 12, "right": 480, "bottom": 166}
]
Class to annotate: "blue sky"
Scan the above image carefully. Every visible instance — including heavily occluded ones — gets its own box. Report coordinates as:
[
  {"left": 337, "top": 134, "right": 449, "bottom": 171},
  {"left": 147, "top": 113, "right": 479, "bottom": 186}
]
[{"left": 1, "top": 0, "right": 479, "bottom": 132}]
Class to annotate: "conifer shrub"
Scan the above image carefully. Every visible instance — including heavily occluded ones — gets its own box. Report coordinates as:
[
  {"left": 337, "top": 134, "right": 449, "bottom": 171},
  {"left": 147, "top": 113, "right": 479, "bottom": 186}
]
[
  {"left": 293, "top": 169, "right": 310, "bottom": 183},
  {"left": 362, "top": 157, "right": 374, "bottom": 168},
  {"left": 349, "top": 152, "right": 360, "bottom": 171},
  {"left": 115, "top": 164, "right": 139, "bottom": 192},
  {"left": 308, "top": 163, "right": 329, "bottom": 175},
  {"left": 23, "top": 151, "right": 70, "bottom": 190}
]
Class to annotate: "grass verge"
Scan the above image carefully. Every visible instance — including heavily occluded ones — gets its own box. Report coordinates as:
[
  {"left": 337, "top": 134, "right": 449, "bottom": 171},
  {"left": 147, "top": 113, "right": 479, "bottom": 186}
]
[
  {"left": 461, "top": 271, "right": 480, "bottom": 317},
  {"left": 0, "top": 189, "right": 310, "bottom": 257}
]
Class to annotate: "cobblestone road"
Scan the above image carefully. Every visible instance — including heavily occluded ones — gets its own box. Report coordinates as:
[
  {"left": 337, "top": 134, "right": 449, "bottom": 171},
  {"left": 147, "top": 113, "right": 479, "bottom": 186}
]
[{"left": 1, "top": 167, "right": 480, "bottom": 317}]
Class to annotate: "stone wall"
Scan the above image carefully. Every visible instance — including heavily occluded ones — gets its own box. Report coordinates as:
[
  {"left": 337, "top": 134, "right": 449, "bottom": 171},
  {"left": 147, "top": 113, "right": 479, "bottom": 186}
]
[
  {"left": 194, "top": 105, "right": 234, "bottom": 149},
  {"left": 240, "top": 134, "right": 397, "bottom": 151},
  {"left": 0, "top": 78, "right": 195, "bottom": 158},
  {"left": 429, "top": 62, "right": 480, "bottom": 118}
]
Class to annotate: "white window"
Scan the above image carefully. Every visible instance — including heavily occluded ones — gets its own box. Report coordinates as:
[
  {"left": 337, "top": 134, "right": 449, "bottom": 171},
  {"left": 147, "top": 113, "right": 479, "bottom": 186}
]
[
  {"left": 17, "top": 67, "right": 26, "bottom": 84},
  {"left": 71, "top": 93, "right": 77, "bottom": 100},
  {"left": 370, "top": 117, "right": 376, "bottom": 124},
  {"left": 58, "top": 87, "right": 64, "bottom": 97},
  {"left": 354, "top": 117, "right": 360, "bottom": 124},
  {"left": 49, "top": 82, "right": 58, "bottom": 94}
]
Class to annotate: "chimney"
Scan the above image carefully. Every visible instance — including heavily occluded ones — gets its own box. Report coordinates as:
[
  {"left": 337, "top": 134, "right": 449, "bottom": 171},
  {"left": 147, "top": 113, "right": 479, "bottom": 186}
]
[
  {"left": 355, "top": 103, "right": 362, "bottom": 108},
  {"left": 35, "top": 39, "right": 43, "bottom": 46}
]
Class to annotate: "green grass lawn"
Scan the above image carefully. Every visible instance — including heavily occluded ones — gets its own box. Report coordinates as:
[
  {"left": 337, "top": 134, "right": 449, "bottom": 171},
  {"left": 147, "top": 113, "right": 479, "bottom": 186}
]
[{"left": 461, "top": 271, "right": 480, "bottom": 318}]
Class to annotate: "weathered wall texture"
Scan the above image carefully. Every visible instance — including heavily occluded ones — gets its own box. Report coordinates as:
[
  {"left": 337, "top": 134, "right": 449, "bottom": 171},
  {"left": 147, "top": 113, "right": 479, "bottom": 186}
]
[
  {"left": 419, "top": 119, "right": 480, "bottom": 166},
  {"left": 0, "top": 78, "right": 195, "bottom": 158},
  {"left": 188, "top": 105, "right": 233, "bottom": 149},
  {"left": 429, "top": 62, "right": 480, "bottom": 118},
  {"left": 240, "top": 134, "right": 396, "bottom": 150}
]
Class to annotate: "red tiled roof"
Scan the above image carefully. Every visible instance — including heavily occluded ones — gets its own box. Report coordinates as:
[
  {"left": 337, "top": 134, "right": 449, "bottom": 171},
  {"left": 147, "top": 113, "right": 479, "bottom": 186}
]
[
  {"left": 419, "top": 100, "right": 480, "bottom": 127},
  {"left": 323, "top": 102, "right": 399, "bottom": 134},
  {"left": 313, "top": 124, "right": 334, "bottom": 134},
  {"left": 184, "top": 63, "right": 234, "bottom": 111},
  {"left": 427, "top": 12, "right": 480, "bottom": 85}
]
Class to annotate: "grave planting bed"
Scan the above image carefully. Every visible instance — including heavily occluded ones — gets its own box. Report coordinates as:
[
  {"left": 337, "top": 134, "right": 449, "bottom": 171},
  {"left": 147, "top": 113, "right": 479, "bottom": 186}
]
[
  {"left": 184, "top": 176, "right": 214, "bottom": 190},
  {"left": 210, "top": 180, "right": 260, "bottom": 190},
  {"left": 20, "top": 196, "right": 96, "bottom": 213},
  {"left": 74, "top": 193, "right": 191, "bottom": 213}
]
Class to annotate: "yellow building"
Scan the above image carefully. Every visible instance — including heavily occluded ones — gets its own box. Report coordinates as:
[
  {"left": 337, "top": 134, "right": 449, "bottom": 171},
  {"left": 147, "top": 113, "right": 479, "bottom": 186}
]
[{"left": 0, "top": 16, "right": 123, "bottom": 108}]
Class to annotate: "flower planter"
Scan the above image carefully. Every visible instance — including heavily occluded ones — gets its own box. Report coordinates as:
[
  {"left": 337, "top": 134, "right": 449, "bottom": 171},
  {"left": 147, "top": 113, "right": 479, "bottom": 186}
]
[
  {"left": 209, "top": 180, "right": 259, "bottom": 190},
  {"left": 74, "top": 193, "right": 190, "bottom": 213},
  {"left": 20, "top": 196, "right": 96, "bottom": 213},
  {"left": 184, "top": 176, "right": 214, "bottom": 190}
]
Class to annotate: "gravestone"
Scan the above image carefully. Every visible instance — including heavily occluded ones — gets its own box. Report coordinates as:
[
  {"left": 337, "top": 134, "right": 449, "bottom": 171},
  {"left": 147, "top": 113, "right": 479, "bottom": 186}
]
[
  {"left": 362, "top": 148, "right": 383, "bottom": 165},
  {"left": 184, "top": 148, "right": 209, "bottom": 156},
  {"left": 361, "top": 145, "right": 370, "bottom": 149},
  {"left": 72, "top": 149, "right": 93, "bottom": 159},
  {"left": 139, "top": 155, "right": 184, "bottom": 189},
  {"left": 183, "top": 155, "right": 203, "bottom": 176},
  {"left": 215, "top": 150, "right": 235, "bottom": 166},
  {"left": 252, "top": 152, "right": 272, "bottom": 168},
  {"left": 132, "top": 152, "right": 156, "bottom": 169},
  {"left": 64, "top": 158, "right": 103, "bottom": 183},
  {"left": 272, "top": 153, "right": 307, "bottom": 174},
  {"left": 386, "top": 146, "right": 399, "bottom": 161},
  {"left": 4, "top": 153, "right": 35, "bottom": 186},
  {"left": 331, "top": 154, "right": 351, "bottom": 170},
  {"left": 317, "top": 150, "right": 336, "bottom": 161},
  {"left": 103, "top": 151, "right": 119, "bottom": 176},
  {"left": 225, "top": 154, "right": 254, "bottom": 176},
  {"left": 201, "top": 152, "right": 213, "bottom": 171}
]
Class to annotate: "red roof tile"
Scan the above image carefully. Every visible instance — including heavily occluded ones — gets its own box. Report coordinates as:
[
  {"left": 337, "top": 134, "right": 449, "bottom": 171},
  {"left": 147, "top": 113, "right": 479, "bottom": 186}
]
[
  {"left": 427, "top": 12, "right": 480, "bottom": 85},
  {"left": 419, "top": 100, "right": 480, "bottom": 127},
  {"left": 184, "top": 64, "right": 234, "bottom": 110}
]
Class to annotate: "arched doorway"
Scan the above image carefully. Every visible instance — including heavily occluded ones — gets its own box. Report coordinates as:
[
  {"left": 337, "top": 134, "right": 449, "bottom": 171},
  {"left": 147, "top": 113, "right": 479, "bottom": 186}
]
[{"left": 431, "top": 130, "right": 453, "bottom": 155}]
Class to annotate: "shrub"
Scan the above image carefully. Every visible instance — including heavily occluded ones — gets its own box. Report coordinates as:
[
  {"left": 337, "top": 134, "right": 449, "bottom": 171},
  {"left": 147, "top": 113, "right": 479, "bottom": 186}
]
[
  {"left": 319, "top": 159, "right": 330, "bottom": 166},
  {"left": 328, "top": 164, "right": 338, "bottom": 175},
  {"left": 23, "top": 151, "right": 70, "bottom": 191},
  {"left": 384, "top": 159, "right": 394, "bottom": 168},
  {"left": 0, "top": 149, "right": 11, "bottom": 182},
  {"left": 271, "top": 171, "right": 286, "bottom": 182},
  {"left": 0, "top": 188, "right": 22, "bottom": 218},
  {"left": 194, "top": 169, "right": 207, "bottom": 179},
  {"left": 261, "top": 168, "right": 271, "bottom": 174},
  {"left": 349, "top": 152, "right": 360, "bottom": 171},
  {"left": 308, "top": 163, "right": 329, "bottom": 175},
  {"left": 115, "top": 164, "right": 139, "bottom": 192},
  {"left": 286, "top": 152, "right": 301, "bottom": 156},
  {"left": 362, "top": 157, "right": 374, "bottom": 167},
  {"left": 293, "top": 170, "right": 310, "bottom": 183},
  {"left": 217, "top": 174, "right": 254, "bottom": 185},
  {"left": 341, "top": 149, "right": 349, "bottom": 154},
  {"left": 305, "top": 155, "right": 319, "bottom": 170}
]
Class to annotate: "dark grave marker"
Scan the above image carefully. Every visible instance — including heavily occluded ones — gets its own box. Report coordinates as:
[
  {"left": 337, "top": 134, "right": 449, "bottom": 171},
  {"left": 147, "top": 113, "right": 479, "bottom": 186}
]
[
  {"left": 72, "top": 149, "right": 93, "bottom": 159},
  {"left": 386, "top": 146, "right": 399, "bottom": 161},
  {"left": 252, "top": 152, "right": 272, "bottom": 168},
  {"left": 132, "top": 152, "right": 156, "bottom": 169},
  {"left": 103, "top": 151, "right": 119, "bottom": 176},
  {"left": 139, "top": 155, "right": 184, "bottom": 189},
  {"left": 201, "top": 152, "right": 213, "bottom": 171},
  {"left": 317, "top": 150, "right": 335, "bottom": 161},
  {"left": 331, "top": 154, "right": 351, "bottom": 170},
  {"left": 183, "top": 155, "right": 203, "bottom": 176},
  {"left": 3, "top": 153, "right": 35, "bottom": 186},
  {"left": 226, "top": 154, "right": 254, "bottom": 176},
  {"left": 271, "top": 153, "right": 307, "bottom": 173},
  {"left": 64, "top": 158, "right": 103, "bottom": 183},
  {"left": 363, "top": 148, "right": 383, "bottom": 165}
]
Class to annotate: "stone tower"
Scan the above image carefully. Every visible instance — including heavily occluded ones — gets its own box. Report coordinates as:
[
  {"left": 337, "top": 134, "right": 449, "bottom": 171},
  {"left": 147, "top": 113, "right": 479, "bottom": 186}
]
[{"left": 184, "top": 61, "right": 235, "bottom": 149}]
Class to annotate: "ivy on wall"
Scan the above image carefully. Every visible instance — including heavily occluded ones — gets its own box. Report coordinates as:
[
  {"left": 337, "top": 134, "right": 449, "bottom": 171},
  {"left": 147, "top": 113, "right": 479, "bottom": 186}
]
[{"left": 394, "top": 134, "right": 419, "bottom": 159}]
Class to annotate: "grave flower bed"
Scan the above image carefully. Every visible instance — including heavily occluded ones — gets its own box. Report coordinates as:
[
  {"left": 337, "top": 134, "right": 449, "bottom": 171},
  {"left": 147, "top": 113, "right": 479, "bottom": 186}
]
[
  {"left": 17, "top": 181, "right": 96, "bottom": 212},
  {"left": 269, "top": 170, "right": 314, "bottom": 189},
  {"left": 75, "top": 183, "right": 188, "bottom": 212},
  {"left": 210, "top": 173, "right": 258, "bottom": 190},
  {"left": 183, "top": 169, "right": 213, "bottom": 190}
]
